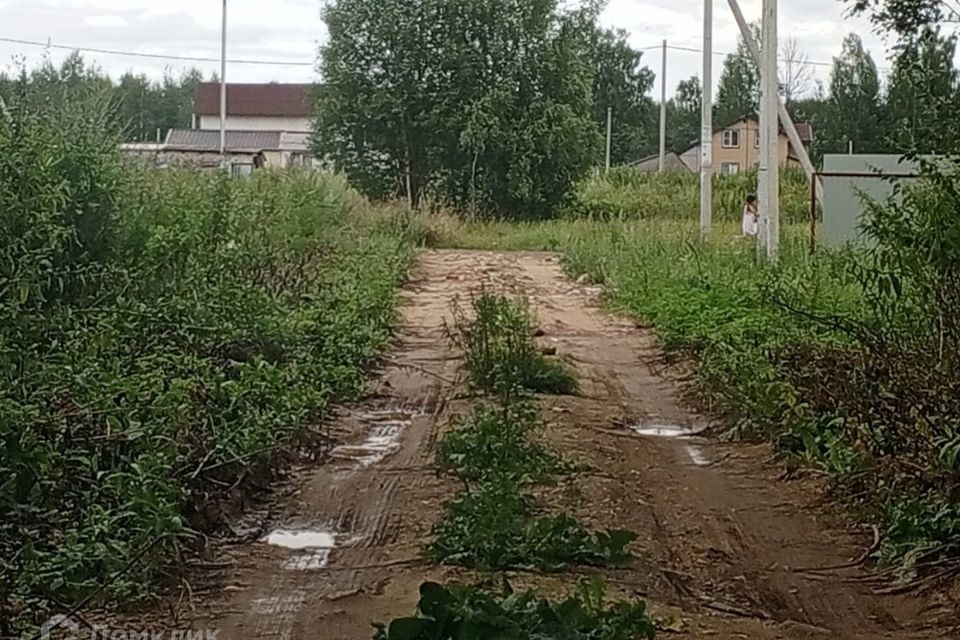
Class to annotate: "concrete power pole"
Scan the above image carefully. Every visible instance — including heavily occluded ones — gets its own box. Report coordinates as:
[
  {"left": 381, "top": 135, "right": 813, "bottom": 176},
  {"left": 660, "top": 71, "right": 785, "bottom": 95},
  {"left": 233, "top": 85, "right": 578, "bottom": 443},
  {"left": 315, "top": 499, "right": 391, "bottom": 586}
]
[
  {"left": 726, "top": 0, "right": 822, "bottom": 210},
  {"left": 605, "top": 106, "right": 612, "bottom": 173},
  {"left": 659, "top": 40, "right": 667, "bottom": 172},
  {"left": 219, "top": 0, "right": 228, "bottom": 162},
  {"left": 759, "top": 0, "right": 779, "bottom": 259},
  {"left": 700, "top": 0, "right": 713, "bottom": 237}
]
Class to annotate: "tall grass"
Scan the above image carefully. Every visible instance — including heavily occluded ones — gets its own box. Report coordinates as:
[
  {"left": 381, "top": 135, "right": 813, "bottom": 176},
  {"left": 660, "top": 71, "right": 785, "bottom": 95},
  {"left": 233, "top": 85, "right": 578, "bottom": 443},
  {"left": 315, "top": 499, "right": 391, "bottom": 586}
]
[
  {"left": 568, "top": 166, "right": 812, "bottom": 223},
  {"left": 0, "top": 78, "right": 414, "bottom": 634}
]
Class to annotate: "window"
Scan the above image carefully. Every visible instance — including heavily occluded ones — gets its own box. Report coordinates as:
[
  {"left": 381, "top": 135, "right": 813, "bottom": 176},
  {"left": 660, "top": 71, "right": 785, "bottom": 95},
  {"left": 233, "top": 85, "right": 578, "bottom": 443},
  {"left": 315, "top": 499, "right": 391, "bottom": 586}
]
[
  {"left": 720, "top": 162, "right": 740, "bottom": 176},
  {"left": 755, "top": 130, "right": 761, "bottom": 148},
  {"left": 722, "top": 129, "right": 740, "bottom": 148}
]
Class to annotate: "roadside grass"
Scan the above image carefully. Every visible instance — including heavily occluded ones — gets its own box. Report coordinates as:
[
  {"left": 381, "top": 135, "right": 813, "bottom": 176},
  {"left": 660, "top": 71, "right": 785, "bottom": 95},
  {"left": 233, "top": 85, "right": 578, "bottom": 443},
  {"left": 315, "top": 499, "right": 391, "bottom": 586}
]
[{"left": 0, "top": 84, "right": 415, "bottom": 635}]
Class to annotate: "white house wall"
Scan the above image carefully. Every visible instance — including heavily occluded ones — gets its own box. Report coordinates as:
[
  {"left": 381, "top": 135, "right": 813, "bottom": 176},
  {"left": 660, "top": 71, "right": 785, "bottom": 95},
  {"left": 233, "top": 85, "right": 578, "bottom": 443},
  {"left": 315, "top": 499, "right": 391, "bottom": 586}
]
[{"left": 198, "top": 115, "right": 312, "bottom": 132}]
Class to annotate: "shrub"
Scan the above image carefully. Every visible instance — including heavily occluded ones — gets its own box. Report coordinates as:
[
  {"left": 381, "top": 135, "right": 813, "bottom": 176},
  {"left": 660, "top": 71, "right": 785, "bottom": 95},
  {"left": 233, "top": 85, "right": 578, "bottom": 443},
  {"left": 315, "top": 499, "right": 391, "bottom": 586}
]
[
  {"left": 0, "top": 80, "right": 413, "bottom": 635},
  {"left": 452, "top": 293, "right": 578, "bottom": 396},
  {"left": 569, "top": 166, "right": 811, "bottom": 223},
  {"left": 374, "top": 579, "right": 656, "bottom": 640}
]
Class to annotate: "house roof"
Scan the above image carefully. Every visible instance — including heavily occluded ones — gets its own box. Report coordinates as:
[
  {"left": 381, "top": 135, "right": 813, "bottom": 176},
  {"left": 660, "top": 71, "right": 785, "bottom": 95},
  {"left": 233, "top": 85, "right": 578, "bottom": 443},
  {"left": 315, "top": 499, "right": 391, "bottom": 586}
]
[
  {"left": 631, "top": 152, "right": 693, "bottom": 173},
  {"left": 164, "top": 129, "right": 283, "bottom": 152},
  {"left": 194, "top": 82, "right": 314, "bottom": 117}
]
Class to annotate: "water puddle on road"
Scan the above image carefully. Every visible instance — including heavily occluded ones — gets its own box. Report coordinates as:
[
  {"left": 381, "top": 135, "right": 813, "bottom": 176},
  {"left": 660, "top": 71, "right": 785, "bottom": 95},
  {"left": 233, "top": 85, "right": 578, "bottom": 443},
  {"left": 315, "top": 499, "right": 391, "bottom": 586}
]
[
  {"left": 630, "top": 422, "right": 705, "bottom": 438},
  {"left": 629, "top": 421, "right": 712, "bottom": 466},
  {"left": 331, "top": 409, "right": 420, "bottom": 467},
  {"left": 264, "top": 529, "right": 337, "bottom": 571},
  {"left": 686, "top": 444, "right": 711, "bottom": 466}
]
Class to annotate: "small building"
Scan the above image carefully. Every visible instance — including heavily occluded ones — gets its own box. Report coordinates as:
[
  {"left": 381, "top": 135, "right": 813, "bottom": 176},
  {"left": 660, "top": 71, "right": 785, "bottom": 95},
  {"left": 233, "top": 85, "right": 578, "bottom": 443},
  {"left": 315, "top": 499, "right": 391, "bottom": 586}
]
[
  {"left": 192, "top": 82, "right": 314, "bottom": 133},
  {"left": 159, "top": 129, "right": 316, "bottom": 170}
]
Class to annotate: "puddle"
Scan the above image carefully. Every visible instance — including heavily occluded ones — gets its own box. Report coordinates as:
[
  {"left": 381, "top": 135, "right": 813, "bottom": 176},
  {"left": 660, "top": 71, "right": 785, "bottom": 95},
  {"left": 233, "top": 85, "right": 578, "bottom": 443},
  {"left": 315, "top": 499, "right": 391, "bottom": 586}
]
[
  {"left": 265, "top": 528, "right": 337, "bottom": 571},
  {"left": 686, "top": 444, "right": 710, "bottom": 466},
  {"left": 630, "top": 422, "right": 704, "bottom": 438},
  {"left": 332, "top": 408, "right": 420, "bottom": 467},
  {"left": 265, "top": 529, "right": 336, "bottom": 550}
]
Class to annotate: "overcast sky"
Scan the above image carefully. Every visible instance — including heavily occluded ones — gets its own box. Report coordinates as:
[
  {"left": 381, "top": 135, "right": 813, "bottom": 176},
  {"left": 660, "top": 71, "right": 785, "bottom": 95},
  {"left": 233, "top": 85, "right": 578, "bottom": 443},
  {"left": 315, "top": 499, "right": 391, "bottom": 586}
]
[{"left": 0, "top": 0, "right": 914, "bottom": 99}]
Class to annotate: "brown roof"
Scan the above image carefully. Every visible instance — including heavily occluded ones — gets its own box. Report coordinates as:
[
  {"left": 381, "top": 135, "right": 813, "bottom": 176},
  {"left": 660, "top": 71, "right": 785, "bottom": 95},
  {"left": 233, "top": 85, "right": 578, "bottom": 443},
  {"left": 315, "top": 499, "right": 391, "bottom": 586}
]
[
  {"left": 165, "top": 129, "right": 283, "bottom": 152},
  {"left": 631, "top": 152, "right": 694, "bottom": 173},
  {"left": 194, "top": 82, "right": 313, "bottom": 117}
]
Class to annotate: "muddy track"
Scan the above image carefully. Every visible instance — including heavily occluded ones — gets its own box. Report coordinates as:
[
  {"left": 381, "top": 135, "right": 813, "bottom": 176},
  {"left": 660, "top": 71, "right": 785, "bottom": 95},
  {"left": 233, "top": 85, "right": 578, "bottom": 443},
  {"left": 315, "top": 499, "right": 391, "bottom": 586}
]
[{"left": 166, "top": 250, "right": 954, "bottom": 639}]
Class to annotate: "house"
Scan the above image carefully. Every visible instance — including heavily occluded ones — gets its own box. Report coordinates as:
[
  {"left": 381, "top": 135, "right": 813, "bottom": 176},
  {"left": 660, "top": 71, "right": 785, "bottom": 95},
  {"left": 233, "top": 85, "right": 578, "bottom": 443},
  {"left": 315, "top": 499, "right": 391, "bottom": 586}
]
[
  {"left": 635, "top": 114, "right": 813, "bottom": 175},
  {"left": 681, "top": 115, "right": 813, "bottom": 175},
  {"left": 192, "top": 82, "right": 314, "bottom": 132},
  {"left": 121, "top": 83, "right": 321, "bottom": 171}
]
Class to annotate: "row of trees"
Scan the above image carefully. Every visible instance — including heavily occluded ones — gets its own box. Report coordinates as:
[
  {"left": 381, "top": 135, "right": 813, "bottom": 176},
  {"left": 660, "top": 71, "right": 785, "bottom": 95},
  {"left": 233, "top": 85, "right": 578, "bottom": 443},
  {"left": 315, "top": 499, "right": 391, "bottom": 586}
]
[
  {"left": 0, "top": 52, "right": 204, "bottom": 142},
  {"left": 311, "top": 0, "right": 658, "bottom": 216},
  {"left": 663, "top": 28, "right": 960, "bottom": 160}
]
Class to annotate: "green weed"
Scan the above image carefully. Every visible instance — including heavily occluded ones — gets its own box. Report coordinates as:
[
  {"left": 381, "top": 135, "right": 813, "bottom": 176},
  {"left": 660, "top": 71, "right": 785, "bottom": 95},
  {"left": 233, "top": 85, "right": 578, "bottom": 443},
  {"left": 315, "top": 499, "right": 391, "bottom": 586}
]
[
  {"left": 436, "top": 400, "right": 565, "bottom": 484},
  {"left": 374, "top": 578, "right": 655, "bottom": 640},
  {"left": 0, "top": 84, "right": 414, "bottom": 635},
  {"left": 453, "top": 293, "right": 578, "bottom": 396},
  {"left": 429, "top": 474, "right": 634, "bottom": 571}
]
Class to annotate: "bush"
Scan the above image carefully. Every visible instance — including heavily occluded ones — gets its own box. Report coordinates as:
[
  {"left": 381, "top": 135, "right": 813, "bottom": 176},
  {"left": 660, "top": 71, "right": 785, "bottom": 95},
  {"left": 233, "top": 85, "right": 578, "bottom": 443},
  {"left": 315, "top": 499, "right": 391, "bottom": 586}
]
[
  {"left": 374, "top": 579, "right": 656, "bottom": 640},
  {"left": 0, "top": 79, "right": 413, "bottom": 635},
  {"left": 452, "top": 293, "right": 578, "bottom": 396},
  {"left": 569, "top": 165, "right": 811, "bottom": 223}
]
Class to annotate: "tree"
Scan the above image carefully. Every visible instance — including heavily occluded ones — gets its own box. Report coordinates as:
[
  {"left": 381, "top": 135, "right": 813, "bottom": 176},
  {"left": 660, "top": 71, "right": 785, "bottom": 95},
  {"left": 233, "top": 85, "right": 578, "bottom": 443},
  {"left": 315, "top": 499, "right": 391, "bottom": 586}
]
[
  {"left": 780, "top": 38, "right": 814, "bottom": 103},
  {"left": 715, "top": 25, "right": 760, "bottom": 125},
  {"left": 586, "top": 27, "right": 656, "bottom": 163},
  {"left": 666, "top": 76, "right": 701, "bottom": 152},
  {"left": 844, "top": 0, "right": 960, "bottom": 38},
  {"left": 884, "top": 29, "right": 960, "bottom": 153},
  {"left": 313, "top": 0, "right": 603, "bottom": 216},
  {"left": 821, "top": 34, "right": 883, "bottom": 154}
]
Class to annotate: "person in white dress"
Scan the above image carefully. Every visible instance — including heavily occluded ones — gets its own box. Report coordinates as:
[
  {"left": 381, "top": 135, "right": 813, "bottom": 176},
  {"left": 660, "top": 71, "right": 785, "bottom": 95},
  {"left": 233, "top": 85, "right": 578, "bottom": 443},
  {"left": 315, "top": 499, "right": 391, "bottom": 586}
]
[{"left": 741, "top": 194, "right": 758, "bottom": 237}]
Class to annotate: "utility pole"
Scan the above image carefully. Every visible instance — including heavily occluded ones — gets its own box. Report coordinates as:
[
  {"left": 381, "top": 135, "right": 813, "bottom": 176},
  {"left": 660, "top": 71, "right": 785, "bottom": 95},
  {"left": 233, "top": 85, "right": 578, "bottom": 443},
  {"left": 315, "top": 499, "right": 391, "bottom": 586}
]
[
  {"left": 219, "top": 0, "right": 228, "bottom": 162},
  {"left": 726, "top": 0, "right": 821, "bottom": 210},
  {"left": 759, "top": 0, "right": 779, "bottom": 260},
  {"left": 605, "top": 106, "right": 612, "bottom": 173},
  {"left": 700, "top": 0, "right": 713, "bottom": 237},
  {"left": 659, "top": 40, "right": 667, "bottom": 172}
]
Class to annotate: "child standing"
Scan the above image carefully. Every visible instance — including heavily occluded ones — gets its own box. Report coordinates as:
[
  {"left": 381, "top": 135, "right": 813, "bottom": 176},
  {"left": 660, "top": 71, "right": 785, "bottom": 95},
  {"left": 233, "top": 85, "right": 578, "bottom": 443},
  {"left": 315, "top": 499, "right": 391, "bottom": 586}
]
[{"left": 741, "top": 194, "right": 758, "bottom": 237}]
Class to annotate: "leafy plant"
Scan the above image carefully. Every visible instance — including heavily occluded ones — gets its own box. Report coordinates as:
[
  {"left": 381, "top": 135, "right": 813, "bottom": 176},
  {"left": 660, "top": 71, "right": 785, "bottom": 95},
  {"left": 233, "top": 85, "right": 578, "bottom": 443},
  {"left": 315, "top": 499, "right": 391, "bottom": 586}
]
[
  {"left": 452, "top": 292, "right": 578, "bottom": 396},
  {"left": 0, "top": 80, "right": 415, "bottom": 636},
  {"left": 374, "top": 579, "right": 656, "bottom": 640},
  {"left": 436, "top": 400, "right": 565, "bottom": 484},
  {"left": 429, "top": 476, "right": 635, "bottom": 571}
]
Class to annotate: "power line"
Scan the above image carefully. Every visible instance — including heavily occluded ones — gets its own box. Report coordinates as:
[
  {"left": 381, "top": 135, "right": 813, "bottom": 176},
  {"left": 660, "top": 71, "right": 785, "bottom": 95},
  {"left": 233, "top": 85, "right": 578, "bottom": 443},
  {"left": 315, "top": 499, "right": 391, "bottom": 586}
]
[
  {"left": 0, "top": 35, "right": 314, "bottom": 67},
  {"left": 644, "top": 42, "right": 834, "bottom": 67}
]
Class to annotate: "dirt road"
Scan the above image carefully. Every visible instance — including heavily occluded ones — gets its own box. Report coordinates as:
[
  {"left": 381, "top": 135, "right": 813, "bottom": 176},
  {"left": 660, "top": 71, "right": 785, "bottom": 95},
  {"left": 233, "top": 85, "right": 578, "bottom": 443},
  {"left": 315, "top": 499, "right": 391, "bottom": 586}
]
[{"left": 174, "top": 250, "right": 954, "bottom": 639}]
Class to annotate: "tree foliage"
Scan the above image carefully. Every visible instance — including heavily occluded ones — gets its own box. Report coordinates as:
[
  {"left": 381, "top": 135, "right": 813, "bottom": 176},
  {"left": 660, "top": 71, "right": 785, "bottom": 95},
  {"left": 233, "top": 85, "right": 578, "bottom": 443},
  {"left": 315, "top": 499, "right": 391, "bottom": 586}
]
[
  {"left": 314, "top": 0, "right": 661, "bottom": 216},
  {"left": 666, "top": 76, "right": 701, "bottom": 153},
  {"left": 715, "top": 26, "right": 760, "bottom": 126},
  {"left": 0, "top": 53, "right": 205, "bottom": 142},
  {"left": 585, "top": 27, "right": 657, "bottom": 163},
  {"left": 885, "top": 29, "right": 960, "bottom": 153},
  {"left": 823, "top": 34, "right": 884, "bottom": 154}
]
